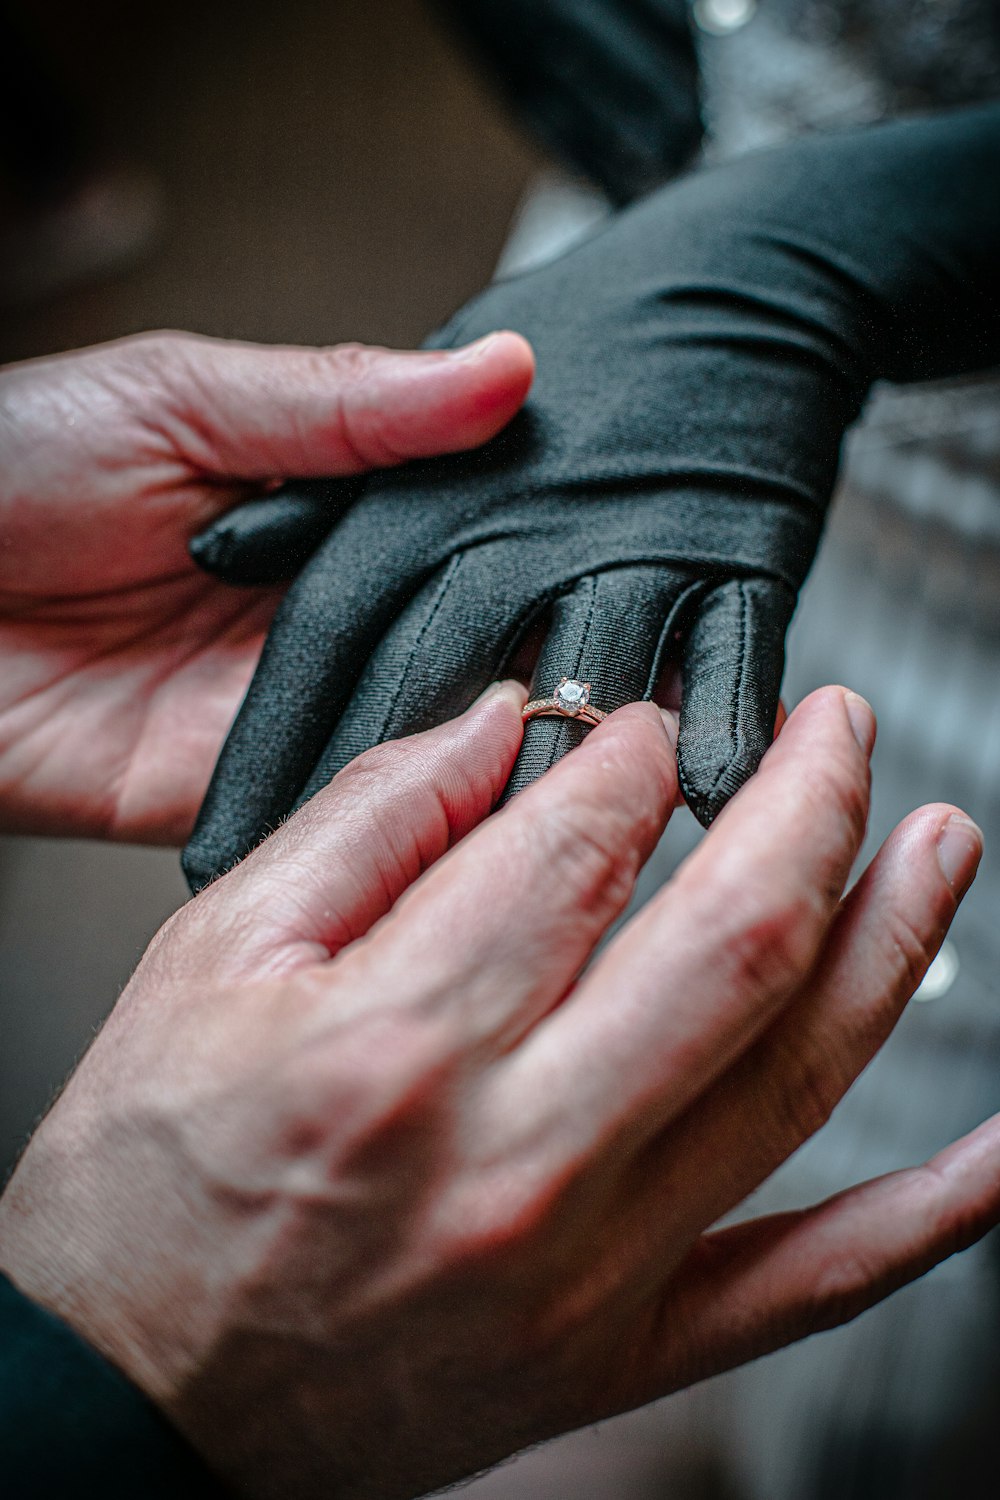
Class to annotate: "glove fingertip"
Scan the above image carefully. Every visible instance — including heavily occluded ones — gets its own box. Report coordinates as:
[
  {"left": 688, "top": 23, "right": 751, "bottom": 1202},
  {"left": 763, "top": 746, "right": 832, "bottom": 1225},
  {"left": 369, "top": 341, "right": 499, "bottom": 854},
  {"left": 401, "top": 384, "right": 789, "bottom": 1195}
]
[
  {"left": 677, "top": 576, "right": 794, "bottom": 826},
  {"left": 188, "top": 524, "right": 298, "bottom": 588},
  {"left": 188, "top": 523, "right": 236, "bottom": 576},
  {"left": 677, "top": 728, "right": 769, "bottom": 828},
  {"left": 190, "top": 483, "right": 354, "bottom": 586}
]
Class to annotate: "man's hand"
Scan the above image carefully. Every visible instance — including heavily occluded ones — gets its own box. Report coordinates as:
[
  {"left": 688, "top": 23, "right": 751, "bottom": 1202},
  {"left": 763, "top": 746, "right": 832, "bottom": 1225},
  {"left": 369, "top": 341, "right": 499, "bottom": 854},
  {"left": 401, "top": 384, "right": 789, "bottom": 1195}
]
[
  {"left": 1, "top": 686, "right": 995, "bottom": 1500},
  {"left": 0, "top": 329, "right": 534, "bottom": 842}
]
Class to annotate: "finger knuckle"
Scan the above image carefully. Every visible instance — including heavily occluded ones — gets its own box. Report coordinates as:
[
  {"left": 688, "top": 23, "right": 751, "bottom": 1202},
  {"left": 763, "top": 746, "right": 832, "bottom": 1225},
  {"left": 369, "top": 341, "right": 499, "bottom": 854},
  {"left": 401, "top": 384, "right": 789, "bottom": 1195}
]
[
  {"left": 883, "top": 905, "right": 939, "bottom": 999},
  {"left": 808, "top": 752, "right": 870, "bottom": 855},
  {"left": 773, "top": 1036, "right": 841, "bottom": 1145},
  {"left": 542, "top": 800, "right": 640, "bottom": 919},
  {"left": 136, "top": 330, "right": 206, "bottom": 392},
  {"left": 808, "top": 1243, "right": 889, "bottom": 1330},
  {"left": 320, "top": 340, "right": 375, "bottom": 381},
  {"left": 147, "top": 327, "right": 186, "bottom": 351},
  {"left": 307, "top": 343, "right": 396, "bottom": 466},
  {"left": 716, "top": 890, "right": 822, "bottom": 999},
  {"left": 121, "top": 328, "right": 184, "bottom": 366}
]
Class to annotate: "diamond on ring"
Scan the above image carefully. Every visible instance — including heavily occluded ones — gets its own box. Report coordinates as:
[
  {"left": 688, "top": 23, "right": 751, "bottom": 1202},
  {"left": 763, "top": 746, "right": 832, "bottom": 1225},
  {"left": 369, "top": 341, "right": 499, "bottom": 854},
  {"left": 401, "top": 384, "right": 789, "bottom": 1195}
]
[{"left": 554, "top": 678, "right": 590, "bottom": 716}]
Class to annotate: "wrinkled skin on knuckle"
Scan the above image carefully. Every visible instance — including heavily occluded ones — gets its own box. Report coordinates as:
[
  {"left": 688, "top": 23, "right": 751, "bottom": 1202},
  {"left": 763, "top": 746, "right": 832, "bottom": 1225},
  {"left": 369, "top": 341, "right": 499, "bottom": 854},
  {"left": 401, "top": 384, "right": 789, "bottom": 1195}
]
[
  {"left": 261, "top": 859, "right": 356, "bottom": 954},
  {"left": 805, "top": 743, "right": 870, "bottom": 860},
  {"left": 536, "top": 790, "right": 648, "bottom": 925},
  {"left": 712, "top": 884, "right": 825, "bottom": 1003},
  {"left": 137, "top": 332, "right": 215, "bottom": 429},
  {"left": 882, "top": 901, "right": 941, "bottom": 1001},
  {"left": 804, "top": 1240, "right": 895, "bottom": 1333},
  {"left": 914, "top": 1161, "right": 993, "bottom": 1263},
  {"left": 764, "top": 1031, "right": 843, "bottom": 1153},
  {"left": 109, "top": 329, "right": 186, "bottom": 390},
  {"left": 680, "top": 755, "right": 865, "bottom": 1007},
  {"left": 330, "top": 743, "right": 449, "bottom": 860},
  {"left": 318, "top": 342, "right": 408, "bottom": 469},
  {"left": 134, "top": 329, "right": 189, "bottom": 366},
  {"left": 319, "top": 340, "right": 376, "bottom": 382},
  {"left": 310, "top": 737, "right": 475, "bottom": 868}
]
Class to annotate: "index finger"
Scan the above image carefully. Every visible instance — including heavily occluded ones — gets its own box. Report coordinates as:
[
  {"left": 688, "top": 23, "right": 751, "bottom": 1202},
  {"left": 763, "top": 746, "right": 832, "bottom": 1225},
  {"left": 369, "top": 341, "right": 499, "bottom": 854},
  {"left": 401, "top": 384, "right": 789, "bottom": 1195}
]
[{"left": 340, "top": 701, "right": 680, "bottom": 1051}]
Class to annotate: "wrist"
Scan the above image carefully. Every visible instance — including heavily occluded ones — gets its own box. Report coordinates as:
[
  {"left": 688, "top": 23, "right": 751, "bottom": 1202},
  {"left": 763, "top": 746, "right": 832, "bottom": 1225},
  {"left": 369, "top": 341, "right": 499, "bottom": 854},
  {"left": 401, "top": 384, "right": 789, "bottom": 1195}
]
[
  {"left": 0, "top": 1271, "right": 227, "bottom": 1497},
  {"left": 0, "top": 1116, "right": 173, "bottom": 1415}
]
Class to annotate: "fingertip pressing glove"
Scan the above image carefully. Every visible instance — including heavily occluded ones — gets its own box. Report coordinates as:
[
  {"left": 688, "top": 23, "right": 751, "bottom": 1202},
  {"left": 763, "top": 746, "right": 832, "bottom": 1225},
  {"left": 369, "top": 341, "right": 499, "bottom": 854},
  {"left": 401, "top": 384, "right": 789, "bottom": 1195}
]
[{"left": 185, "top": 103, "right": 1000, "bottom": 893}]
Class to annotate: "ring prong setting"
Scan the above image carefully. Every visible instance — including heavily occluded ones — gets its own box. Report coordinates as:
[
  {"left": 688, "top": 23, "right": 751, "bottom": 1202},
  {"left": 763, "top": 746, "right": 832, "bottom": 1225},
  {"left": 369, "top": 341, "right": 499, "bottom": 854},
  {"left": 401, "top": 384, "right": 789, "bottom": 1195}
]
[
  {"left": 554, "top": 678, "right": 591, "bottom": 717},
  {"left": 521, "top": 677, "right": 606, "bottom": 727}
]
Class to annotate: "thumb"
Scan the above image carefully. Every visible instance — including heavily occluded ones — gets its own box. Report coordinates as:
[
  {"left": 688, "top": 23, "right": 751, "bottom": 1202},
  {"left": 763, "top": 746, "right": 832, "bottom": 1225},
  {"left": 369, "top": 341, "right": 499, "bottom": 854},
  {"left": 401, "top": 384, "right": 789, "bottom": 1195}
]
[{"left": 156, "top": 330, "right": 535, "bottom": 480}]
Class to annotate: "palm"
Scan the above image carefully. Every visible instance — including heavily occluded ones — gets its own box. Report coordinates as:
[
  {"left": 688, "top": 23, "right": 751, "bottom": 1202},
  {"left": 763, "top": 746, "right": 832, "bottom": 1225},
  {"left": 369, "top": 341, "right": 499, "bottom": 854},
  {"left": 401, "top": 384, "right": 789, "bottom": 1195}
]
[
  {"left": 0, "top": 490, "right": 280, "bottom": 843},
  {"left": 0, "top": 348, "right": 284, "bottom": 843}
]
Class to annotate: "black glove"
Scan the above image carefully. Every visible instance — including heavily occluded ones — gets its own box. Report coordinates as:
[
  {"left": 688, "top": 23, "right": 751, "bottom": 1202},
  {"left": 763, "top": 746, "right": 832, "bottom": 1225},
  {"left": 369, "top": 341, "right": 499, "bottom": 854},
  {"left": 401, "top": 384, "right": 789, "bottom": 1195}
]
[
  {"left": 184, "top": 104, "right": 1000, "bottom": 893},
  {"left": 433, "top": 0, "right": 702, "bottom": 204}
]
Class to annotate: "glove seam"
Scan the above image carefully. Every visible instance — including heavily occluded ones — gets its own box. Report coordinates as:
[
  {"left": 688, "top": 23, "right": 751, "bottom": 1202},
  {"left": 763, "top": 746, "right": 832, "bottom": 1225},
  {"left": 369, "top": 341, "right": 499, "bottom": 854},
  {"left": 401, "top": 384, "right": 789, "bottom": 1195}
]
[
  {"left": 649, "top": 576, "right": 705, "bottom": 700},
  {"left": 378, "top": 553, "right": 465, "bottom": 744},
  {"left": 704, "top": 577, "right": 749, "bottom": 804}
]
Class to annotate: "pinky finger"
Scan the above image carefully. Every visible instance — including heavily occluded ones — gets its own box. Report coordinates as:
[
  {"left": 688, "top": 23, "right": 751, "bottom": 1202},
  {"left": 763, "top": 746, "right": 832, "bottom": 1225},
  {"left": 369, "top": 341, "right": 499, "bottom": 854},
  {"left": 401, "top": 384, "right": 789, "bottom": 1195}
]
[{"left": 638, "top": 1114, "right": 1000, "bottom": 1401}]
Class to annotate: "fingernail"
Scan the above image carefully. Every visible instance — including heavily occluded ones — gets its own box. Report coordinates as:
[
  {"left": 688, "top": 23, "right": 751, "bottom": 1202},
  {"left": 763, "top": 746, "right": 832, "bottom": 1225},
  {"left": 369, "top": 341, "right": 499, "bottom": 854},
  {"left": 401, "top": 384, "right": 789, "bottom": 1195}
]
[
  {"left": 936, "top": 815, "right": 983, "bottom": 899},
  {"left": 448, "top": 332, "right": 503, "bottom": 362},
  {"left": 844, "top": 691, "right": 876, "bottom": 756},
  {"left": 659, "top": 706, "right": 679, "bottom": 749}
]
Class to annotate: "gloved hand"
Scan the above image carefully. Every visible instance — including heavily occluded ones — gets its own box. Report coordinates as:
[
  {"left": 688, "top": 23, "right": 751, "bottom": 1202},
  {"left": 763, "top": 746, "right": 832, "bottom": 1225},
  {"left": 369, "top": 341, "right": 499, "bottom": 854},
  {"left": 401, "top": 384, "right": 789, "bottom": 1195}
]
[
  {"left": 184, "top": 104, "right": 1000, "bottom": 892},
  {"left": 433, "top": 0, "right": 702, "bottom": 204}
]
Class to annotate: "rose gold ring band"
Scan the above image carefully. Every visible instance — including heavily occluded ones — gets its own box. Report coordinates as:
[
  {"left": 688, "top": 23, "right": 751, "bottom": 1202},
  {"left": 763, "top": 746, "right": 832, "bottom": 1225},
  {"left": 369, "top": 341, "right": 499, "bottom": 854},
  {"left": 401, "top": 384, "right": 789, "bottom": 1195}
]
[{"left": 521, "top": 677, "right": 608, "bottom": 728}]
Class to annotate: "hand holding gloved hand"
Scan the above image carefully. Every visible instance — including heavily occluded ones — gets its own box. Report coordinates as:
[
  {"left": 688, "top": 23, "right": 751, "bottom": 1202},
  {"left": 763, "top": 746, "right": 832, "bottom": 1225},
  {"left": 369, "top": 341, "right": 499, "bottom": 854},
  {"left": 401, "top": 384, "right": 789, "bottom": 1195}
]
[
  {"left": 186, "top": 103, "right": 1000, "bottom": 890},
  {"left": 0, "top": 328, "right": 532, "bottom": 842},
  {"left": 3, "top": 684, "right": 997, "bottom": 1500}
]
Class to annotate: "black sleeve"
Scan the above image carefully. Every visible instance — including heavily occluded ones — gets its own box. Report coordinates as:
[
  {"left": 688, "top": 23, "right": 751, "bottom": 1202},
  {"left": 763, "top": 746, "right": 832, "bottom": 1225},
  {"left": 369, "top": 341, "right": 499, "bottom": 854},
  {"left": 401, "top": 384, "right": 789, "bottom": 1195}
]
[
  {"left": 0, "top": 1273, "right": 226, "bottom": 1499},
  {"left": 434, "top": 0, "right": 702, "bottom": 203}
]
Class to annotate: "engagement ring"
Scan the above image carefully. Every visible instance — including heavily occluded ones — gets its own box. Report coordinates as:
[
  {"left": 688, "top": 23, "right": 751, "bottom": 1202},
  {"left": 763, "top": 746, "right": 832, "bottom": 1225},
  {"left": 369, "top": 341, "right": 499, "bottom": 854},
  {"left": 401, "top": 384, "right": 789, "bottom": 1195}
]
[{"left": 521, "top": 678, "right": 608, "bottom": 728}]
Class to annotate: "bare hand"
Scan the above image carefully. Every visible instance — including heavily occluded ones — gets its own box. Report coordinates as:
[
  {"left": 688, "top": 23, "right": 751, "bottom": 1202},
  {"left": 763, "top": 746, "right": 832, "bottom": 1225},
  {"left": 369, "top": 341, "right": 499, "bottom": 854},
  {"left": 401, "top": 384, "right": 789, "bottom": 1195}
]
[
  {"left": 0, "top": 685, "right": 994, "bottom": 1500},
  {"left": 0, "top": 329, "right": 533, "bottom": 842}
]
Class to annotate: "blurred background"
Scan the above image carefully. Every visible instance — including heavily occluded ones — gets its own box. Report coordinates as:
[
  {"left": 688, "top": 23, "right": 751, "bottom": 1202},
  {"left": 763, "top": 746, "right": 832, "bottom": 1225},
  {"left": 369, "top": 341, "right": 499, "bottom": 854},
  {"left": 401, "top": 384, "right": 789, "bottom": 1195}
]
[
  {"left": 3, "top": 4, "right": 1000, "bottom": 1498},
  {"left": 0, "top": 0, "right": 541, "bottom": 1175}
]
